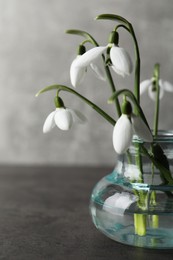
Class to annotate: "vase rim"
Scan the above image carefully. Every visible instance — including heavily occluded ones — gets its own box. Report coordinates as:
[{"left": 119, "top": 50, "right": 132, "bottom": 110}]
[{"left": 133, "top": 130, "right": 173, "bottom": 143}]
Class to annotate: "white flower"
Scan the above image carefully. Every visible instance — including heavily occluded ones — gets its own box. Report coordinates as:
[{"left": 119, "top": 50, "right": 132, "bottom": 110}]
[
  {"left": 70, "top": 48, "right": 106, "bottom": 87},
  {"left": 110, "top": 44, "right": 133, "bottom": 77},
  {"left": 73, "top": 46, "right": 107, "bottom": 68},
  {"left": 140, "top": 78, "right": 173, "bottom": 100},
  {"left": 43, "top": 107, "right": 86, "bottom": 133},
  {"left": 103, "top": 192, "right": 137, "bottom": 216},
  {"left": 71, "top": 45, "right": 133, "bottom": 84},
  {"left": 124, "top": 164, "right": 141, "bottom": 181},
  {"left": 113, "top": 114, "right": 153, "bottom": 154},
  {"left": 113, "top": 114, "right": 133, "bottom": 154},
  {"left": 70, "top": 55, "right": 87, "bottom": 87}
]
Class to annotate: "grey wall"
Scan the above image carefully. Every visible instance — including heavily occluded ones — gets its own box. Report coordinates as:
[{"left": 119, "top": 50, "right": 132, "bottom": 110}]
[{"left": 0, "top": 0, "right": 173, "bottom": 166}]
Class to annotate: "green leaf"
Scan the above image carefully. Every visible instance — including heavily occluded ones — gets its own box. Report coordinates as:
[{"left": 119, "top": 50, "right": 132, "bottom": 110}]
[
  {"left": 35, "top": 84, "right": 63, "bottom": 97},
  {"left": 152, "top": 144, "right": 173, "bottom": 184},
  {"left": 142, "top": 145, "right": 173, "bottom": 185},
  {"left": 95, "top": 13, "right": 129, "bottom": 26},
  {"left": 66, "top": 29, "right": 98, "bottom": 46}
]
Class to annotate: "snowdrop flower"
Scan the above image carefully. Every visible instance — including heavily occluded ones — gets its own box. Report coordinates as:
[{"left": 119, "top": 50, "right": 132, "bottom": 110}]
[
  {"left": 43, "top": 96, "right": 86, "bottom": 133},
  {"left": 103, "top": 192, "right": 137, "bottom": 216},
  {"left": 71, "top": 31, "right": 133, "bottom": 85},
  {"left": 70, "top": 45, "right": 105, "bottom": 87},
  {"left": 124, "top": 164, "right": 141, "bottom": 181},
  {"left": 43, "top": 107, "right": 86, "bottom": 132},
  {"left": 109, "top": 44, "right": 133, "bottom": 76},
  {"left": 73, "top": 44, "right": 132, "bottom": 79},
  {"left": 140, "top": 78, "right": 173, "bottom": 101},
  {"left": 113, "top": 114, "right": 133, "bottom": 154},
  {"left": 112, "top": 100, "right": 153, "bottom": 154}
]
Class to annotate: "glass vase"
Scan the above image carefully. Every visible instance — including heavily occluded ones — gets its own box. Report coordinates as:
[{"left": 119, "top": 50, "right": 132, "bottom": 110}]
[{"left": 90, "top": 131, "right": 173, "bottom": 249}]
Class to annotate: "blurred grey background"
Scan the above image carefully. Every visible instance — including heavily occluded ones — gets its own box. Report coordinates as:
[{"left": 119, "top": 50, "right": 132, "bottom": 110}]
[{"left": 0, "top": 0, "right": 173, "bottom": 166}]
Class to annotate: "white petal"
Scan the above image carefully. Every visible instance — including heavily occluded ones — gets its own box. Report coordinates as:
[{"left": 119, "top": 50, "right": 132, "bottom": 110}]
[
  {"left": 131, "top": 114, "right": 153, "bottom": 142},
  {"left": 148, "top": 83, "right": 164, "bottom": 101},
  {"left": 74, "top": 46, "right": 107, "bottom": 68},
  {"left": 161, "top": 80, "right": 173, "bottom": 92},
  {"left": 43, "top": 111, "right": 56, "bottom": 133},
  {"left": 113, "top": 114, "right": 133, "bottom": 154},
  {"left": 54, "top": 108, "right": 73, "bottom": 130},
  {"left": 90, "top": 59, "right": 106, "bottom": 81},
  {"left": 103, "top": 192, "right": 137, "bottom": 216},
  {"left": 110, "top": 46, "right": 133, "bottom": 77},
  {"left": 103, "top": 193, "right": 121, "bottom": 214},
  {"left": 124, "top": 164, "right": 141, "bottom": 181},
  {"left": 70, "top": 56, "right": 86, "bottom": 87},
  {"left": 67, "top": 108, "right": 87, "bottom": 124},
  {"left": 140, "top": 79, "right": 152, "bottom": 95}
]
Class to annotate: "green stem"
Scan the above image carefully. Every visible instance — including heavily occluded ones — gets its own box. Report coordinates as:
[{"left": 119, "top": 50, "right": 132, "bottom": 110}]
[
  {"left": 115, "top": 22, "right": 141, "bottom": 106},
  {"left": 150, "top": 64, "right": 160, "bottom": 229},
  {"left": 129, "top": 24, "right": 141, "bottom": 105},
  {"left": 151, "top": 64, "right": 160, "bottom": 229},
  {"left": 36, "top": 85, "right": 116, "bottom": 126},
  {"left": 134, "top": 143, "right": 144, "bottom": 183},
  {"left": 141, "top": 144, "right": 173, "bottom": 184},
  {"left": 104, "top": 64, "right": 121, "bottom": 117},
  {"left": 153, "top": 63, "right": 160, "bottom": 136},
  {"left": 151, "top": 215, "right": 159, "bottom": 228},
  {"left": 96, "top": 14, "right": 141, "bottom": 103},
  {"left": 134, "top": 214, "right": 146, "bottom": 236}
]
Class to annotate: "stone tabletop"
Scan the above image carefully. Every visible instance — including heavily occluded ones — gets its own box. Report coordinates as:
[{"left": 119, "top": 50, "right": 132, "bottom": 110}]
[{"left": 0, "top": 165, "right": 172, "bottom": 260}]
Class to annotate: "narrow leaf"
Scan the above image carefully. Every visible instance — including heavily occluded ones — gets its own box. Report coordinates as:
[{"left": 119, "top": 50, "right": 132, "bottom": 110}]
[
  {"left": 35, "top": 85, "right": 63, "bottom": 97},
  {"left": 66, "top": 29, "right": 98, "bottom": 46},
  {"left": 95, "top": 14, "right": 129, "bottom": 26}
]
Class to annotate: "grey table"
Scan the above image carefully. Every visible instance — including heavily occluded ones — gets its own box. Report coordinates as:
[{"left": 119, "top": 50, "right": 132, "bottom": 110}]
[{"left": 0, "top": 165, "right": 173, "bottom": 260}]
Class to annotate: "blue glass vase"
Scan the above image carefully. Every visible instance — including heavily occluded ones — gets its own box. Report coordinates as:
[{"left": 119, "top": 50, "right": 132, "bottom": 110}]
[{"left": 90, "top": 131, "right": 173, "bottom": 249}]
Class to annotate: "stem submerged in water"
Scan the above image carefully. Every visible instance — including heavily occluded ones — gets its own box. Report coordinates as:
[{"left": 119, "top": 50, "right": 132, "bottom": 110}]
[{"left": 134, "top": 214, "right": 147, "bottom": 236}]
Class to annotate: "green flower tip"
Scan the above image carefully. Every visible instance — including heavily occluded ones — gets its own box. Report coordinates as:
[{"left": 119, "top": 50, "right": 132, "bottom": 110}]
[
  {"left": 94, "top": 15, "right": 99, "bottom": 20},
  {"left": 35, "top": 91, "right": 41, "bottom": 97},
  {"left": 107, "top": 98, "right": 114, "bottom": 104}
]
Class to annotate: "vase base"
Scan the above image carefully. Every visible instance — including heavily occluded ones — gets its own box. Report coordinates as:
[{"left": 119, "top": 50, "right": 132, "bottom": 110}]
[{"left": 90, "top": 204, "right": 173, "bottom": 249}]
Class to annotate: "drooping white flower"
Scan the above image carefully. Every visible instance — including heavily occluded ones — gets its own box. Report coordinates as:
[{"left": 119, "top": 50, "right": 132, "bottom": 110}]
[
  {"left": 71, "top": 44, "right": 133, "bottom": 82},
  {"left": 113, "top": 113, "right": 153, "bottom": 154},
  {"left": 74, "top": 46, "right": 107, "bottom": 68},
  {"left": 113, "top": 114, "right": 133, "bottom": 154},
  {"left": 110, "top": 44, "right": 133, "bottom": 77},
  {"left": 140, "top": 78, "right": 173, "bottom": 100},
  {"left": 70, "top": 47, "right": 106, "bottom": 87},
  {"left": 43, "top": 107, "right": 86, "bottom": 133},
  {"left": 70, "top": 55, "right": 86, "bottom": 87},
  {"left": 103, "top": 192, "right": 137, "bottom": 216}
]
